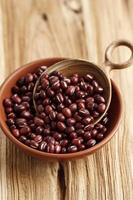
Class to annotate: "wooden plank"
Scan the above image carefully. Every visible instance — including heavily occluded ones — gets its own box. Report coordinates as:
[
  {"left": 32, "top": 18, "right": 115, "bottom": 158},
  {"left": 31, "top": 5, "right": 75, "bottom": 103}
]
[{"left": 0, "top": 0, "right": 133, "bottom": 199}]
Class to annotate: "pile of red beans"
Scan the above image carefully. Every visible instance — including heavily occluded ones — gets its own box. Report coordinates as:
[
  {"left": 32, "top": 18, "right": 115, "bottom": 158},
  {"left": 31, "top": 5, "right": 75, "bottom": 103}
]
[{"left": 3, "top": 66, "right": 109, "bottom": 153}]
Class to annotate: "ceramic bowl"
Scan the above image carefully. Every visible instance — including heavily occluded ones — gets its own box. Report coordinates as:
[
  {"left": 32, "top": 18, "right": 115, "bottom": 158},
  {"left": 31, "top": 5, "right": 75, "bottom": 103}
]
[{"left": 0, "top": 58, "right": 123, "bottom": 160}]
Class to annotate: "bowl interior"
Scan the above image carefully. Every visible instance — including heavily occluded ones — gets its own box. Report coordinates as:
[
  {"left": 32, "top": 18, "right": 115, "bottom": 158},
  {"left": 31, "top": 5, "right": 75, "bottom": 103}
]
[{"left": 0, "top": 58, "right": 122, "bottom": 160}]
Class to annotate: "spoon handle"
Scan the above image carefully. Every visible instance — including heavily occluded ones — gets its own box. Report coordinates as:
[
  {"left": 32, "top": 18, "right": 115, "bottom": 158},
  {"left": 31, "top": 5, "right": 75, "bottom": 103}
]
[{"left": 104, "top": 40, "right": 133, "bottom": 71}]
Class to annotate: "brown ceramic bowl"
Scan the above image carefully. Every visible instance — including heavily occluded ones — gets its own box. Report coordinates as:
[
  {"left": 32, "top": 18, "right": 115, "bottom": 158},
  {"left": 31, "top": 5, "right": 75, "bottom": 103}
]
[{"left": 0, "top": 58, "right": 123, "bottom": 160}]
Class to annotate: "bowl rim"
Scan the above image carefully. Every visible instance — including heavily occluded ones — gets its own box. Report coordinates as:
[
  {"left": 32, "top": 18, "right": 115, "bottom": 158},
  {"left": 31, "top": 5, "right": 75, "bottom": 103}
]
[{"left": 0, "top": 58, "right": 123, "bottom": 159}]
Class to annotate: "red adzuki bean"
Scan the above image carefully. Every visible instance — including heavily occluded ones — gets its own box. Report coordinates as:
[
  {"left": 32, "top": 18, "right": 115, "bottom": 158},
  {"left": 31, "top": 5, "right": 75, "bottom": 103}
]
[{"left": 3, "top": 67, "right": 109, "bottom": 154}]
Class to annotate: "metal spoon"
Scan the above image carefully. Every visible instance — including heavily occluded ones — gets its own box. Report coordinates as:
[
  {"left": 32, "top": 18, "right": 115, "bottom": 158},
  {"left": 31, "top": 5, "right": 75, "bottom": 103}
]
[{"left": 33, "top": 40, "right": 133, "bottom": 124}]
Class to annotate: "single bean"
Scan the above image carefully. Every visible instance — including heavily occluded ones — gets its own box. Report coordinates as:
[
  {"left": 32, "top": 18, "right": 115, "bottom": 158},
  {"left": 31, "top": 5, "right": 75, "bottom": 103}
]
[
  {"left": 12, "top": 129, "right": 20, "bottom": 138},
  {"left": 70, "top": 132, "right": 77, "bottom": 139},
  {"left": 96, "top": 133, "right": 104, "bottom": 140},
  {"left": 30, "top": 140, "right": 39, "bottom": 149},
  {"left": 66, "top": 86, "right": 75, "bottom": 96},
  {"left": 45, "top": 105, "right": 53, "bottom": 114},
  {"left": 84, "top": 124, "right": 94, "bottom": 131},
  {"left": 15, "top": 118, "right": 27, "bottom": 128},
  {"left": 25, "top": 73, "right": 33, "bottom": 83},
  {"left": 3, "top": 98, "right": 12, "bottom": 107},
  {"left": 20, "top": 126, "right": 31, "bottom": 135},
  {"left": 25, "top": 139, "right": 31, "bottom": 146},
  {"left": 84, "top": 131, "right": 91, "bottom": 140},
  {"left": 65, "top": 126, "right": 75, "bottom": 134},
  {"left": 49, "top": 76, "right": 59, "bottom": 84},
  {"left": 28, "top": 82, "right": 34, "bottom": 91},
  {"left": 55, "top": 144, "right": 61, "bottom": 153},
  {"left": 20, "top": 111, "right": 32, "bottom": 119},
  {"left": 22, "top": 96, "right": 31, "bottom": 102},
  {"left": 12, "top": 86, "right": 19, "bottom": 94},
  {"left": 6, "top": 118, "right": 15, "bottom": 126},
  {"left": 43, "top": 98, "right": 51, "bottom": 106},
  {"left": 49, "top": 111, "right": 56, "bottom": 120},
  {"left": 41, "top": 78, "right": 49, "bottom": 89},
  {"left": 46, "top": 88, "right": 55, "bottom": 97},
  {"left": 76, "top": 91, "right": 85, "bottom": 98},
  {"left": 61, "top": 147, "right": 67, "bottom": 153},
  {"left": 86, "top": 139, "right": 96, "bottom": 147},
  {"left": 95, "top": 86, "right": 104, "bottom": 93},
  {"left": 62, "top": 108, "right": 72, "bottom": 118},
  {"left": 73, "top": 112, "right": 82, "bottom": 122},
  {"left": 14, "top": 104, "right": 26, "bottom": 113},
  {"left": 76, "top": 129, "right": 84, "bottom": 136},
  {"left": 79, "top": 108, "right": 90, "bottom": 117},
  {"left": 91, "top": 129, "right": 98, "bottom": 138},
  {"left": 69, "top": 103, "right": 77, "bottom": 113},
  {"left": 20, "top": 85, "right": 27, "bottom": 93},
  {"left": 39, "top": 141, "right": 47, "bottom": 151},
  {"left": 36, "top": 126, "right": 44, "bottom": 134},
  {"left": 92, "top": 80, "right": 99, "bottom": 88},
  {"left": 7, "top": 112, "right": 16, "bottom": 119},
  {"left": 66, "top": 118, "right": 76, "bottom": 126},
  {"left": 57, "top": 113, "right": 65, "bottom": 122},
  {"left": 34, "top": 117, "right": 44, "bottom": 126},
  {"left": 87, "top": 84, "right": 94, "bottom": 95},
  {"left": 82, "top": 117, "right": 92, "bottom": 125},
  {"left": 80, "top": 81, "right": 88, "bottom": 91},
  {"left": 43, "top": 128, "right": 50, "bottom": 135},
  {"left": 78, "top": 102, "right": 85, "bottom": 109},
  {"left": 92, "top": 111, "right": 99, "bottom": 118},
  {"left": 39, "top": 90, "right": 46, "bottom": 99},
  {"left": 44, "top": 136, "right": 55, "bottom": 144},
  {"left": 46, "top": 143, "right": 55, "bottom": 153},
  {"left": 56, "top": 93, "right": 64, "bottom": 103},
  {"left": 75, "top": 122, "right": 84, "bottom": 129},
  {"left": 51, "top": 80, "right": 60, "bottom": 90},
  {"left": 19, "top": 135, "right": 27, "bottom": 143},
  {"left": 57, "top": 121, "right": 66, "bottom": 132},
  {"left": 57, "top": 104, "right": 65, "bottom": 112},
  {"left": 67, "top": 145, "right": 78, "bottom": 153},
  {"left": 30, "top": 133, "right": 36, "bottom": 139},
  {"left": 78, "top": 144, "right": 85, "bottom": 151},
  {"left": 60, "top": 80, "right": 68, "bottom": 89},
  {"left": 72, "top": 138, "right": 81, "bottom": 146},
  {"left": 102, "top": 116, "right": 109, "bottom": 125},
  {"left": 84, "top": 74, "right": 93, "bottom": 82},
  {"left": 60, "top": 139, "right": 68, "bottom": 147},
  {"left": 71, "top": 76, "right": 78, "bottom": 84},
  {"left": 53, "top": 132, "right": 62, "bottom": 141},
  {"left": 21, "top": 102, "right": 30, "bottom": 109},
  {"left": 11, "top": 94, "right": 21, "bottom": 104},
  {"left": 34, "top": 135, "right": 43, "bottom": 143},
  {"left": 44, "top": 116, "right": 50, "bottom": 124},
  {"left": 17, "top": 76, "right": 25, "bottom": 86}
]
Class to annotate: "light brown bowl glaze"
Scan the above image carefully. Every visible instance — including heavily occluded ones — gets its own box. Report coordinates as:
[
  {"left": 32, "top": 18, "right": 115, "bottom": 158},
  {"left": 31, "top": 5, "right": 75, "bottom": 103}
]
[{"left": 0, "top": 58, "right": 123, "bottom": 160}]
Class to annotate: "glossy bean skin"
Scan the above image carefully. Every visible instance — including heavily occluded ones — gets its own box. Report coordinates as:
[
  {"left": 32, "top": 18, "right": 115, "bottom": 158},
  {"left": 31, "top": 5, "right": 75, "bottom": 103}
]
[
  {"left": 30, "top": 140, "right": 39, "bottom": 149},
  {"left": 3, "top": 98, "right": 12, "bottom": 107},
  {"left": 67, "top": 145, "right": 78, "bottom": 153},
  {"left": 86, "top": 139, "right": 96, "bottom": 147},
  {"left": 12, "top": 129, "right": 20, "bottom": 138},
  {"left": 62, "top": 108, "right": 72, "bottom": 118},
  {"left": 57, "top": 122, "right": 66, "bottom": 132},
  {"left": 3, "top": 68, "right": 109, "bottom": 154},
  {"left": 39, "top": 141, "right": 47, "bottom": 151},
  {"left": 57, "top": 113, "right": 65, "bottom": 122},
  {"left": 34, "top": 117, "right": 44, "bottom": 126},
  {"left": 20, "top": 126, "right": 31, "bottom": 135}
]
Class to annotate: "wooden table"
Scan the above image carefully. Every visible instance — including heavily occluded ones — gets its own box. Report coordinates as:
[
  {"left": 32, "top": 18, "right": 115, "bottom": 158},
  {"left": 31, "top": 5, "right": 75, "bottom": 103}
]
[{"left": 0, "top": 0, "right": 133, "bottom": 199}]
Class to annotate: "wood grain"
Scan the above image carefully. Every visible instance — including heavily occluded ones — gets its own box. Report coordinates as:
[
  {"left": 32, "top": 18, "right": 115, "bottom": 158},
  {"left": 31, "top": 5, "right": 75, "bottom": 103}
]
[{"left": 0, "top": 0, "right": 133, "bottom": 199}]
